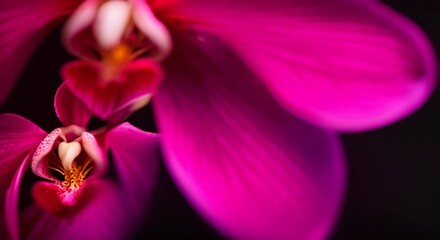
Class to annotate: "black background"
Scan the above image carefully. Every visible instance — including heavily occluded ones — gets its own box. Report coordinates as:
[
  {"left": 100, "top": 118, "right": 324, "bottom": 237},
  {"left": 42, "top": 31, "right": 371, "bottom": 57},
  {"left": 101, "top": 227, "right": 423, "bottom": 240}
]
[{"left": 1, "top": 1, "right": 439, "bottom": 239}]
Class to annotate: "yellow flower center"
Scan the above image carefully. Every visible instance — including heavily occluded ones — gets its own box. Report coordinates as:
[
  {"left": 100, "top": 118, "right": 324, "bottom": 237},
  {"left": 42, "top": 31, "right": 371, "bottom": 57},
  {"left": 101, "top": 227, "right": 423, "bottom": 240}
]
[
  {"left": 105, "top": 43, "right": 133, "bottom": 66},
  {"left": 49, "top": 143, "right": 94, "bottom": 189}
]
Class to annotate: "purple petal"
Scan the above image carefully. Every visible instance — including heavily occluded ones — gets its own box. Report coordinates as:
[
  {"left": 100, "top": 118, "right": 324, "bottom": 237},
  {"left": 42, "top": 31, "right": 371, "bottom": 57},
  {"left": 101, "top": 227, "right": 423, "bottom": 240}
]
[
  {"left": 80, "top": 131, "right": 108, "bottom": 177},
  {"left": 61, "top": 59, "right": 163, "bottom": 121},
  {"left": 153, "top": 0, "right": 437, "bottom": 131},
  {"left": 106, "top": 123, "right": 160, "bottom": 216},
  {"left": 21, "top": 123, "right": 160, "bottom": 239},
  {"left": 131, "top": 0, "right": 172, "bottom": 60},
  {"left": 62, "top": 0, "right": 100, "bottom": 60},
  {"left": 55, "top": 84, "right": 93, "bottom": 128},
  {"left": 154, "top": 32, "right": 345, "bottom": 239},
  {"left": 5, "top": 153, "right": 32, "bottom": 240},
  {"left": 0, "top": 114, "right": 46, "bottom": 238},
  {"left": 21, "top": 180, "right": 133, "bottom": 239},
  {"left": 0, "top": 0, "right": 81, "bottom": 106},
  {"left": 31, "top": 128, "right": 63, "bottom": 181},
  {"left": 31, "top": 181, "right": 79, "bottom": 214}
]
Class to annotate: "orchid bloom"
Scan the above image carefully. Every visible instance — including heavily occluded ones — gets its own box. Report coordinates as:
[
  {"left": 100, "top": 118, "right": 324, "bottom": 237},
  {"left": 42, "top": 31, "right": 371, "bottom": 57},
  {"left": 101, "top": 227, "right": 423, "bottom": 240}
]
[
  {"left": 0, "top": 0, "right": 436, "bottom": 130},
  {"left": 0, "top": 106, "right": 160, "bottom": 239},
  {"left": 0, "top": 0, "right": 437, "bottom": 239}
]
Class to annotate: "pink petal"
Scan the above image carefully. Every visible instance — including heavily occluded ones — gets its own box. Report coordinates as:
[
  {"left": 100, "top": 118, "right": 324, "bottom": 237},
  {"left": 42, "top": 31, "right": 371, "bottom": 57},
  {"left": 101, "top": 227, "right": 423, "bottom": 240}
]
[
  {"left": 0, "top": 0, "right": 81, "bottom": 106},
  {"left": 21, "top": 124, "right": 160, "bottom": 239},
  {"left": 31, "top": 182, "right": 73, "bottom": 215},
  {"left": 106, "top": 123, "right": 160, "bottom": 216},
  {"left": 21, "top": 180, "right": 133, "bottom": 239},
  {"left": 61, "top": 59, "right": 163, "bottom": 121},
  {"left": 154, "top": 32, "right": 345, "bottom": 239},
  {"left": 131, "top": 0, "right": 172, "bottom": 60},
  {"left": 0, "top": 114, "right": 46, "bottom": 238},
  {"left": 0, "top": 114, "right": 46, "bottom": 183},
  {"left": 31, "top": 128, "right": 63, "bottom": 181},
  {"left": 62, "top": 0, "right": 101, "bottom": 60},
  {"left": 55, "top": 84, "right": 93, "bottom": 128},
  {"left": 80, "top": 131, "right": 108, "bottom": 177},
  {"left": 5, "top": 153, "right": 32, "bottom": 240},
  {"left": 153, "top": 0, "right": 437, "bottom": 131}
]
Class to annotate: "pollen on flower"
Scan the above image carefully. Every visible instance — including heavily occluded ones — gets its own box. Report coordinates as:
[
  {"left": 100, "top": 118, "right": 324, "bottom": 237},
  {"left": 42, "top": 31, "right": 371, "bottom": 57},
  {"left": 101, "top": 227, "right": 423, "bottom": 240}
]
[
  {"left": 63, "top": 159, "right": 93, "bottom": 189},
  {"left": 49, "top": 150, "right": 94, "bottom": 190},
  {"left": 106, "top": 43, "right": 133, "bottom": 66}
]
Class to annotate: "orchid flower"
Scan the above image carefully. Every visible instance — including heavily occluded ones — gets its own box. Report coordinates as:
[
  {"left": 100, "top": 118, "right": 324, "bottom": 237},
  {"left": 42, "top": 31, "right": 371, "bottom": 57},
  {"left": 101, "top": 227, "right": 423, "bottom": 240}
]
[
  {"left": 0, "top": 105, "right": 160, "bottom": 239},
  {"left": 0, "top": 0, "right": 436, "bottom": 130},
  {"left": 0, "top": 0, "right": 437, "bottom": 239}
]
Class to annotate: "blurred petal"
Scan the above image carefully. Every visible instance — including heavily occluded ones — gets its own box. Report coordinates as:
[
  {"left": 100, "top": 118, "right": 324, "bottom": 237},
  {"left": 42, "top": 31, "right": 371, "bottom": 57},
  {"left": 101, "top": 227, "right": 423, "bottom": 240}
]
[
  {"left": 153, "top": 0, "right": 437, "bottom": 131},
  {"left": 106, "top": 123, "right": 160, "bottom": 215},
  {"left": 0, "top": 114, "right": 45, "bottom": 238},
  {"left": 93, "top": 0, "right": 132, "bottom": 49},
  {"left": 0, "top": 0, "right": 81, "bottom": 105},
  {"left": 62, "top": 0, "right": 100, "bottom": 60},
  {"left": 61, "top": 60, "right": 163, "bottom": 120},
  {"left": 5, "top": 153, "right": 32, "bottom": 240},
  {"left": 56, "top": 82, "right": 154, "bottom": 128},
  {"left": 21, "top": 124, "right": 160, "bottom": 239},
  {"left": 55, "top": 84, "right": 92, "bottom": 128},
  {"left": 132, "top": 0, "right": 172, "bottom": 60},
  {"left": 22, "top": 180, "right": 132, "bottom": 240},
  {"left": 154, "top": 32, "right": 345, "bottom": 239}
]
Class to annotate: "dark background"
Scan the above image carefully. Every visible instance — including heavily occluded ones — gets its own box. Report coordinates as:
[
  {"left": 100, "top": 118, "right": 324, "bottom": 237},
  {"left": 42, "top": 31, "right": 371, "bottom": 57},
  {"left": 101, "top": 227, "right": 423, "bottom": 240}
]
[{"left": 1, "top": 1, "right": 439, "bottom": 239}]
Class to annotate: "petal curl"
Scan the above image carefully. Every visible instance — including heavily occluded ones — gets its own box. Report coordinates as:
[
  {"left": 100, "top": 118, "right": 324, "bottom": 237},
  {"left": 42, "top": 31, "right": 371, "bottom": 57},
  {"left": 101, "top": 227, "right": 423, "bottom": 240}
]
[
  {"left": 55, "top": 84, "right": 93, "bottom": 128},
  {"left": 0, "top": 114, "right": 46, "bottom": 238},
  {"left": 152, "top": 0, "right": 437, "bottom": 131},
  {"left": 5, "top": 153, "right": 32, "bottom": 240},
  {"left": 106, "top": 123, "right": 160, "bottom": 217},
  {"left": 0, "top": 0, "right": 81, "bottom": 105},
  {"left": 154, "top": 32, "right": 345, "bottom": 239}
]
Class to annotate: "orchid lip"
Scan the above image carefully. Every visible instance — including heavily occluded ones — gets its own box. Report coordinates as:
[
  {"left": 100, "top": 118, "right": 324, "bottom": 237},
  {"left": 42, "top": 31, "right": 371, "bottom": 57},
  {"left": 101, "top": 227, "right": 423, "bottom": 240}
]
[{"left": 30, "top": 126, "right": 107, "bottom": 214}]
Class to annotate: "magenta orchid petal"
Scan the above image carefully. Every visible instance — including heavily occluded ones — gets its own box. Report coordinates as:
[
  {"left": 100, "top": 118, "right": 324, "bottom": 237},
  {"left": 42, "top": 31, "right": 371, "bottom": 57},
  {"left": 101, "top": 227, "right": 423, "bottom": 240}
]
[
  {"left": 31, "top": 128, "right": 63, "bottom": 181},
  {"left": 154, "top": 32, "right": 345, "bottom": 239},
  {"left": 62, "top": 0, "right": 100, "bottom": 60},
  {"left": 62, "top": 59, "right": 163, "bottom": 120},
  {"left": 131, "top": 0, "right": 173, "bottom": 60},
  {"left": 106, "top": 123, "right": 160, "bottom": 215},
  {"left": 5, "top": 153, "right": 32, "bottom": 240},
  {"left": 80, "top": 131, "right": 108, "bottom": 177},
  {"left": 0, "top": 114, "right": 46, "bottom": 238},
  {"left": 55, "top": 84, "right": 93, "bottom": 128},
  {"left": 0, "top": 113, "right": 46, "bottom": 184},
  {"left": 31, "top": 181, "right": 75, "bottom": 215},
  {"left": 0, "top": 0, "right": 82, "bottom": 106},
  {"left": 21, "top": 179, "right": 132, "bottom": 240},
  {"left": 153, "top": 0, "right": 437, "bottom": 131}
]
